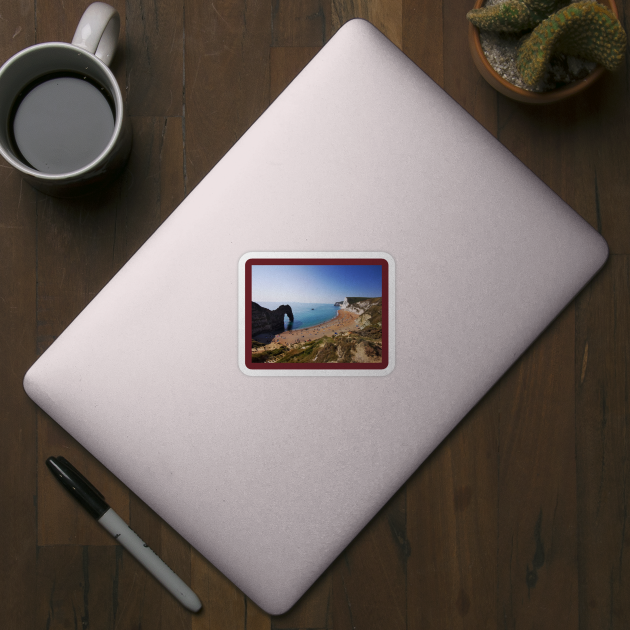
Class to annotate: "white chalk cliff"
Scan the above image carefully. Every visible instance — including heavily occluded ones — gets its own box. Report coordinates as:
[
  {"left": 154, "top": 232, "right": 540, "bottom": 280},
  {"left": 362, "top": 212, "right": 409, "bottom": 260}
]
[{"left": 338, "top": 297, "right": 371, "bottom": 315}]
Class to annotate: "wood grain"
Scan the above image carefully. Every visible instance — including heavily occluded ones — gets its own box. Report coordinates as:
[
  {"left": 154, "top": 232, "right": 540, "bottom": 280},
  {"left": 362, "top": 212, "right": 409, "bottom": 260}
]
[
  {"left": 270, "top": 47, "right": 322, "bottom": 103},
  {"left": 492, "top": 51, "right": 630, "bottom": 257},
  {"left": 497, "top": 304, "right": 579, "bottom": 629},
  {"left": 125, "top": 0, "right": 184, "bottom": 117},
  {"left": 332, "top": 0, "right": 402, "bottom": 48},
  {"left": 0, "top": 4, "right": 38, "bottom": 629},
  {"left": 331, "top": 486, "right": 408, "bottom": 630},
  {"left": 114, "top": 495, "right": 192, "bottom": 629},
  {"left": 271, "top": 573, "right": 332, "bottom": 629},
  {"left": 496, "top": 96, "right": 599, "bottom": 226},
  {"left": 184, "top": 0, "right": 272, "bottom": 191},
  {"left": 576, "top": 256, "right": 630, "bottom": 629},
  {"left": 271, "top": 0, "right": 331, "bottom": 46},
  {"left": 403, "top": 0, "right": 444, "bottom": 87},
  {"left": 407, "top": 393, "right": 499, "bottom": 629},
  {"left": 0, "top": 0, "right": 36, "bottom": 55},
  {"left": 112, "top": 116, "right": 185, "bottom": 270},
  {"left": 0, "top": 154, "right": 38, "bottom": 630},
  {"left": 443, "top": 0, "right": 497, "bottom": 131},
  {"left": 1, "top": 0, "right": 629, "bottom": 627},
  {"left": 36, "top": 545, "right": 119, "bottom": 630},
  {"left": 190, "top": 549, "right": 248, "bottom": 630},
  {"left": 583, "top": 72, "right": 630, "bottom": 254}
]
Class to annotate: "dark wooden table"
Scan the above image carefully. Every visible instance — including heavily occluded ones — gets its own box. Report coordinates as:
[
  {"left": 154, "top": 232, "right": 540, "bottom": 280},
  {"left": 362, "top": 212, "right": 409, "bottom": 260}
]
[{"left": 1, "top": 1, "right": 628, "bottom": 628}]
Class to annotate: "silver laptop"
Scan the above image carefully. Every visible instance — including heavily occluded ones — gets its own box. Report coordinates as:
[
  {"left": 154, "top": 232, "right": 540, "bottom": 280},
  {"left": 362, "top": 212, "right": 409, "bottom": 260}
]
[{"left": 24, "top": 19, "right": 608, "bottom": 614}]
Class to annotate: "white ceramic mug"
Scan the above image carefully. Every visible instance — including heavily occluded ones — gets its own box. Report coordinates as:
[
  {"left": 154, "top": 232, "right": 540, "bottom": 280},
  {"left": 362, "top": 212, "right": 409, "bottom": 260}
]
[{"left": 0, "top": 2, "right": 131, "bottom": 197}]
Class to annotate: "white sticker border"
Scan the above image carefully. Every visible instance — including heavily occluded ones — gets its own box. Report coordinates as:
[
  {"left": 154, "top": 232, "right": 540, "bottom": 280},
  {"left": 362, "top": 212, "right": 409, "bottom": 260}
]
[{"left": 238, "top": 252, "right": 395, "bottom": 377}]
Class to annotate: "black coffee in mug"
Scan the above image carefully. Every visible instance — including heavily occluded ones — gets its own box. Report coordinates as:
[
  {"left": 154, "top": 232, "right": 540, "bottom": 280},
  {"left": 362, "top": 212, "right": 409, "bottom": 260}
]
[{"left": 9, "top": 72, "right": 115, "bottom": 174}]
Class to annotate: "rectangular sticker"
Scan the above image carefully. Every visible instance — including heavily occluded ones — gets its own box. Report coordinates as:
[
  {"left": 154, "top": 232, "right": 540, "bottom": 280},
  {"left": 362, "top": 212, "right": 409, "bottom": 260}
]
[{"left": 238, "top": 253, "right": 394, "bottom": 376}]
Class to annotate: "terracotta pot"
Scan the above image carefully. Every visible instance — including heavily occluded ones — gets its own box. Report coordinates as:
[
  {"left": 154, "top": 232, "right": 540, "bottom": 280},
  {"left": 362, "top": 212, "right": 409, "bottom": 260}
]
[{"left": 468, "top": 0, "right": 619, "bottom": 103}]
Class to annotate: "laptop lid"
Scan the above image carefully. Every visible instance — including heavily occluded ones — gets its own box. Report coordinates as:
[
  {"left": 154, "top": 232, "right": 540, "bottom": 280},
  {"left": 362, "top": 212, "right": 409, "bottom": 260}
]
[{"left": 24, "top": 19, "right": 607, "bottom": 614}]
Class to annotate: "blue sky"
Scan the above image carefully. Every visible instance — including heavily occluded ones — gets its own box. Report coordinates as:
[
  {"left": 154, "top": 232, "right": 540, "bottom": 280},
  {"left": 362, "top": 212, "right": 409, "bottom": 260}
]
[{"left": 251, "top": 264, "right": 382, "bottom": 303}]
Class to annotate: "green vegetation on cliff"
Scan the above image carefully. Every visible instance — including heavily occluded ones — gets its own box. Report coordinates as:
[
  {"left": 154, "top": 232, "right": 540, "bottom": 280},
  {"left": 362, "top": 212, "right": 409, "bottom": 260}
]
[
  {"left": 361, "top": 299, "right": 382, "bottom": 327},
  {"left": 254, "top": 321, "right": 382, "bottom": 364},
  {"left": 273, "top": 325, "right": 383, "bottom": 364},
  {"left": 250, "top": 346, "right": 287, "bottom": 363}
]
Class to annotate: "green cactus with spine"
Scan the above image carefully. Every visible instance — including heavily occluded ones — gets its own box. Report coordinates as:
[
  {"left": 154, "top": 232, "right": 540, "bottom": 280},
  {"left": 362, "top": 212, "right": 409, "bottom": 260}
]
[
  {"left": 467, "top": 0, "right": 568, "bottom": 33},
  {"left": 516, "top": 1, "right": 627, "bottom": 85}
]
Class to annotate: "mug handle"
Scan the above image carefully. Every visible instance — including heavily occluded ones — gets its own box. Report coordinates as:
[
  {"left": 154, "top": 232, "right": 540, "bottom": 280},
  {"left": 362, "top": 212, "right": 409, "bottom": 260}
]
[{"left": 71, "top": 2, "right": 120, "bottom": 67}]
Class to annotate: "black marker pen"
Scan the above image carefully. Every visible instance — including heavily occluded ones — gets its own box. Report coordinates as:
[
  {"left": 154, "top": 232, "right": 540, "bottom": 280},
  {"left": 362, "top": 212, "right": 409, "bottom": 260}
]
[{"left": 46, "top": 456, "right": 202, "bottom": 612}]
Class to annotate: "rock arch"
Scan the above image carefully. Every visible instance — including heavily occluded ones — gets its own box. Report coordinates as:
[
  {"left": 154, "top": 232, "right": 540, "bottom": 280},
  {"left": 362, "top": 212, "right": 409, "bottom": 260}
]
[{"left": 251, "top": 302, "right": 294, "bottom": 336}]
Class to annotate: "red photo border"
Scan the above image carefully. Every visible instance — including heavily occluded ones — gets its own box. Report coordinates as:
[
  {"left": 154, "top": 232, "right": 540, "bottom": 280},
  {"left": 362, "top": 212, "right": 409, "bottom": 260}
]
[{"left": 245, "top": 258, "right": 389, "bottom": 370}]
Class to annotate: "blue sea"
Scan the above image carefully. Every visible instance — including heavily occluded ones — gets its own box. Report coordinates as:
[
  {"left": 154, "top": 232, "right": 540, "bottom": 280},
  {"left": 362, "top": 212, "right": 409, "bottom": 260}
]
[{"left": 256, "top": 302, "right": 339, "bottom": 332}]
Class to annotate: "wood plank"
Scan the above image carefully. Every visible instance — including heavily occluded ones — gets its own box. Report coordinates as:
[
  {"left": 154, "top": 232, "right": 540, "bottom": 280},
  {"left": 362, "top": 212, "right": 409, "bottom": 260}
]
[
  {"left": 36, "top": 0, "right": 124, "bottom": 45},
  {"left": 402, "top": 0, "right": 444, "bottom": 88},
  {"left": 247, "top": 600, "right": 271, "bottom": 630},
  {"left": 576, "top": 255, "right": 630, "bottom": 629},
  {"left": 443, "top": 0, "right": 497, "bottom": 131},
  {"left": 112, "top": 537, "right": 194, "bottom": 629},
  {"left": 36, "top": 545, "right": 118, "bottom": 630},
  {"left": 330, "top": 485, "right": 407, "bottom": 630},
  {"left": 33, "top": 187, "right": 121, "bottom": 355},
  {"left": 496, "top": 97, "right": 598, "bottom": 221},
  {"left": 575, "top": 0, "right": 629, "bottom": 253},
  {"left": 112, "top": 116, "right": 185, "bottom": 270},
  {"left": 331, "top": 0, "right": 402, "bottom": 48},
  {"left": 270, "top": 47, "right": 321, "bottom": 103},
  {"left": 109, "top": 494, "right": 192, "bottom": 629},
  {"left": 407, "top": 393, "right": 499, "bottom": 629},
  {"left": 0, "top": 0, "right": 36, "bottom": 56},
  {"left": 0, "top": 4, "right": 38, "bottom": 629},
  {"left": 159, "top": 117, "right": 187, "bottom": 220},
  {"left": 583, "top": 72, "right": 630, "bottom": 254},
  {"left": 184, "top": 0, "right": 272, "bottom": 192},
  {"left": 0, "top": 137, "right": 38, "bottom": 630},
  {"left": 493, "top": 58, "right": 630, "bottom": 255},
  {"left": 190, "top": 549, "right": 247, "bottom": 630},
  {"left": 271, "top": 573, "right": 332, "bottom": 629},
  {"left": 126, "top": 0, "right": 183, "bottom": 117},
  {"left": 271, "top": 0, "right": 332, "bottom": 46},
  {"left": 497, "top": 304, "right": 578, "bottom": 628}
]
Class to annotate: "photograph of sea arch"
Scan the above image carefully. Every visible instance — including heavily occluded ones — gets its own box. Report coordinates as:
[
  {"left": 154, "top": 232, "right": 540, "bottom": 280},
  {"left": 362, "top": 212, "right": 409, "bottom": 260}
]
[{"left": 249, "top": 262, "right": 386, "bottom": 365}]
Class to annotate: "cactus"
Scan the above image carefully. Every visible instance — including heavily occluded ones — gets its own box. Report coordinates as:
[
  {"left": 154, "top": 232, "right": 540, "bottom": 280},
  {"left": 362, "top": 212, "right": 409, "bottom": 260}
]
[
  {"left": 516, "top": 1, "right": 627, "bottom": 85},
  {"left": 467, "top": 0, "right": 568, "bottom": 33}
]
